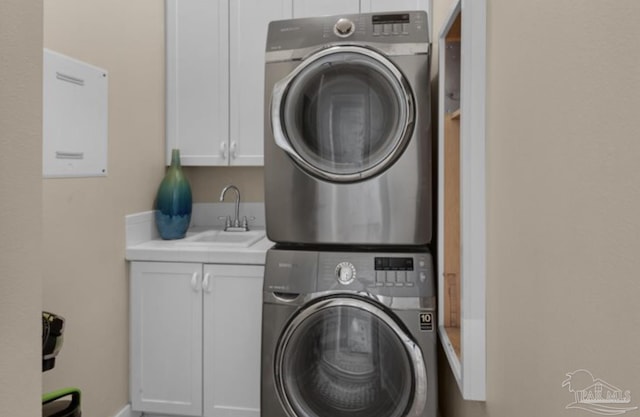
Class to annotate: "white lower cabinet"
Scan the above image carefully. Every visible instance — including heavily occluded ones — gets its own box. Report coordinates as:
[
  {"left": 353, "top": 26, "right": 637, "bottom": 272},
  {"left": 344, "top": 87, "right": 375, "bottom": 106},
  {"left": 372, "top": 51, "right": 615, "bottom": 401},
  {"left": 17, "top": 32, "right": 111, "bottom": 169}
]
[{"left": 130, "top": 261, "right": 264, "bottom": 417}]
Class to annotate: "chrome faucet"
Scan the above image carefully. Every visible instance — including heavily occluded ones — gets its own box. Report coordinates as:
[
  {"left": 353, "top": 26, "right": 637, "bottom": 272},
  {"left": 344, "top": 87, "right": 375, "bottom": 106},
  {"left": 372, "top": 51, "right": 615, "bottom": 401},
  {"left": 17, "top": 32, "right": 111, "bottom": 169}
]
[{"left": 219, "top": 185, "right": 249, "bottom": 231}]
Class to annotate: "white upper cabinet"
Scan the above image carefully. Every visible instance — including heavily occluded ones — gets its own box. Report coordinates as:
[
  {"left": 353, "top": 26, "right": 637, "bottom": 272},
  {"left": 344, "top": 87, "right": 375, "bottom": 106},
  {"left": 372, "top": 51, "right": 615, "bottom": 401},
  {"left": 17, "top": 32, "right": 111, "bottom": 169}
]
[
  {"left": 166, "top": 0, "right": 292, "bottom": 166},
  {"left": 229, "top": 0, "right": 292, "bottom": 166},
  {"left": 166, "top": 0, "right": 229, "bottom": 166},
  {"left": 292, "top": 0, "right": 359, "bottom": 18}
]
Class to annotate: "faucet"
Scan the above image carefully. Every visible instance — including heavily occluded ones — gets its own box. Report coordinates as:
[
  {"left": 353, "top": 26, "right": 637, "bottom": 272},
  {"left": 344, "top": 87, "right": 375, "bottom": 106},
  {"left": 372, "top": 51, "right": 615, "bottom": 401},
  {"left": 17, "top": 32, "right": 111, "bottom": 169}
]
[{"left": 219, "top": 185, "right": 249, "bottom": 231}]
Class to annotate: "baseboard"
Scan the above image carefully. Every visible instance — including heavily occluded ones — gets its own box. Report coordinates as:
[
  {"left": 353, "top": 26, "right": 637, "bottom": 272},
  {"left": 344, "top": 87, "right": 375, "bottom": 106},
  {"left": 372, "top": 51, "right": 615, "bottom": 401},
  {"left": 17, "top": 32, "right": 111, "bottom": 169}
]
[{"left": 113, "top": 404, "right": 141, "bottom": 417}]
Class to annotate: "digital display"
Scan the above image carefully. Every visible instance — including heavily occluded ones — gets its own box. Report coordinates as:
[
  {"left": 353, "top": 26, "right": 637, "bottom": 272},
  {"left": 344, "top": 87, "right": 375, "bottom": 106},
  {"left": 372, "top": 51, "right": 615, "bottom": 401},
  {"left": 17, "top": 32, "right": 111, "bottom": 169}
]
[
  {"left": 374, "top": 257, "right": 414, "bottom": 271},
  {"left": 372, "top": 14, "right": 410, "bottom": 25}
]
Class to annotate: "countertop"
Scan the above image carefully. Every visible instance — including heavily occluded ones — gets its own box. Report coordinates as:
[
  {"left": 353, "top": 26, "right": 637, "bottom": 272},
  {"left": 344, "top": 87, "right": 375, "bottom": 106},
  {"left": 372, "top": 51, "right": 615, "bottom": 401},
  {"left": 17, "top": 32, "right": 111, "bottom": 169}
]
[{"left": 125, "top": 207, "right": 273, "bottom": 265}]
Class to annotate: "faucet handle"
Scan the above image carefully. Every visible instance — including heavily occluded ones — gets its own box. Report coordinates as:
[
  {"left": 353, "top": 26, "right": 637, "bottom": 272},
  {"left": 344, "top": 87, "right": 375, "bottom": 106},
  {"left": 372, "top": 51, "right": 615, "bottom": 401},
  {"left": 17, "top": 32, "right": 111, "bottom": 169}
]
[{"left": 217, "top": 215, "right": 232, "bottom": 229}]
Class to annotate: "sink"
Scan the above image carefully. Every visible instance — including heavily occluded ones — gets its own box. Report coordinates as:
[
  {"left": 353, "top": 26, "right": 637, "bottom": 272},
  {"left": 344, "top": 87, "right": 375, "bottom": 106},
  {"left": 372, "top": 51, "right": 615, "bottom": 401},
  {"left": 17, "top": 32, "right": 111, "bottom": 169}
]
[{"left": 183, "top": 229, "right": 265, "bottom": 248}]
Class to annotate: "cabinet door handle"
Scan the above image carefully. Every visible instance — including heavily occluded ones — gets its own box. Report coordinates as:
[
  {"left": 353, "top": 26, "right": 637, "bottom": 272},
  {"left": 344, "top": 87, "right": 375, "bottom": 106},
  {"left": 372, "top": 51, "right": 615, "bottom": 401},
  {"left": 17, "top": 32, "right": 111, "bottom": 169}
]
[
  {"left": 190, "top": 272, "right": 200, "bottom": 292},
  {"left": 202, "top": 273, "right": 212, "bottom": 293},
  {"left": 220, "top": 141, "right": 228, "bottom": 159},
  {"left": 230, "top": 141, "right": 237, "bottom": 160}
]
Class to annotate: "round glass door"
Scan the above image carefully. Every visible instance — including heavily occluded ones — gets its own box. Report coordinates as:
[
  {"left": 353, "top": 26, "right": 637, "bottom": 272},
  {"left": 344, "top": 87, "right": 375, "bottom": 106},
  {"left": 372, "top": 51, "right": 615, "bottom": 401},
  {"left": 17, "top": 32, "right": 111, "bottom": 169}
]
[
  {"left": 274, "top": 297, "right": 427, "bottom": 417},
  {"left": 271, "top": 46, "right": 415, "bottom": 182}
]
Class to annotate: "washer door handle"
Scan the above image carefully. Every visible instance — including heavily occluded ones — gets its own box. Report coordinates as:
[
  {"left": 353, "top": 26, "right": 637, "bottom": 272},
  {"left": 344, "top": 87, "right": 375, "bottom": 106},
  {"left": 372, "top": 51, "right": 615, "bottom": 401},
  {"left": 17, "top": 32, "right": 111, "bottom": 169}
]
[{"left": 273, "top": 292, "right": 300, "bottom": 302}]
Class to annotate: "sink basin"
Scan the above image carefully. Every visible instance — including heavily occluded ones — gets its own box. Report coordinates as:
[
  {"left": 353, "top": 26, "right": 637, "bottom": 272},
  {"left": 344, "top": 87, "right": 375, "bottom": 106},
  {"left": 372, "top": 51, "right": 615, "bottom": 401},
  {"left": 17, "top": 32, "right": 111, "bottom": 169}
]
[{"left": 183, "top": 229, "right": 265, "bottom": 248}]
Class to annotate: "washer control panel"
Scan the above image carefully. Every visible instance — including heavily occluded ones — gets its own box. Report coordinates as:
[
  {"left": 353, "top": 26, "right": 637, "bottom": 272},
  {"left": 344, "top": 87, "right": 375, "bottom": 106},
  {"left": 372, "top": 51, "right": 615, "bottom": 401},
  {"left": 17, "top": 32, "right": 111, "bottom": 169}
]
[{"left": 318, "top": 251, "right": 434, "bottom": 297}]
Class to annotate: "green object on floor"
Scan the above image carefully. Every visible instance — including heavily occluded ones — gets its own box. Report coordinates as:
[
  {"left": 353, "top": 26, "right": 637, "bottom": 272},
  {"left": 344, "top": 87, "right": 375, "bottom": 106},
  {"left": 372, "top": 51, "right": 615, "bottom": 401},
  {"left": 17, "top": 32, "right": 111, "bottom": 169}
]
[{"left": 43, "top": 387, "right": 81, "bottom": 417}]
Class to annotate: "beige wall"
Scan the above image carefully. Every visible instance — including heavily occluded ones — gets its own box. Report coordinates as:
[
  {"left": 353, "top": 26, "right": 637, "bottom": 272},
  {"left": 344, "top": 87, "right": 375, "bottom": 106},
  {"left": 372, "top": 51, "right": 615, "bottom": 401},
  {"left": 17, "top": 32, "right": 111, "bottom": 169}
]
[
  {"left": 186, "top": 166, "right": 265, "bottom": 203},
  {"left": 0, "top": 1, "right": 43, "bottom": 416},
  {"left": 439, "top": 0, "right": 640, "bottom": 416},
  {"left": 42, "top": 1, "right": 165, "bottom": 416}
]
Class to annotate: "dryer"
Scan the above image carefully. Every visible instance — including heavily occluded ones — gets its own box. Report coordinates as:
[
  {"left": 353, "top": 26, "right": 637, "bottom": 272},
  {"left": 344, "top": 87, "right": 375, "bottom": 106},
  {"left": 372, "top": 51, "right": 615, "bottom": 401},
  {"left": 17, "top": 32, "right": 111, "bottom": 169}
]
[
  {"left": 261, "top": 247, "right": 437, "bottom": 417},
  {"left": 264, "top": 11, "right": 432, "bottom": 246}
]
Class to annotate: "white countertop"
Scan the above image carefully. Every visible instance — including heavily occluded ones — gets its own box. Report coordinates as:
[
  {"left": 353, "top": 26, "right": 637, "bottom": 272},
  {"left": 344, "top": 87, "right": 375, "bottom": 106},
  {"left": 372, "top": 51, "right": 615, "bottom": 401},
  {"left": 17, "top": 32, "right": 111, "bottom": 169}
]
[
  {"left": 125, "top": 205, "right": 274, "bottom": 265},
  {"left": 126, "top": 227, "right": 273, "bottom": 264}
]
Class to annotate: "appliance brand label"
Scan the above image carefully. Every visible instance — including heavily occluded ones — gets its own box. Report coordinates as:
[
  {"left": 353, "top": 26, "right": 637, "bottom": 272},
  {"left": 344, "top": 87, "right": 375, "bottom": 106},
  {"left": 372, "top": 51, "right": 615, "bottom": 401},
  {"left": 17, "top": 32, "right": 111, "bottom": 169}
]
[{"left": 419, "top": 312, "right": 433, "bottom": 331}]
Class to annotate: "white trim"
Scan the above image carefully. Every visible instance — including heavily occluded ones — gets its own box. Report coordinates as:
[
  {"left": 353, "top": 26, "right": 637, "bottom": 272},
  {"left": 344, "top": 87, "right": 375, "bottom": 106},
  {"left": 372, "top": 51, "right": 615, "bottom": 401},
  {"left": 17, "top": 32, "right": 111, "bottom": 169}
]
[
  {"left": 112, "top": 404, "right": 141, "bottom": 417},
  {"left": 436, "top": 0, "right": 487, "bottom": 401}
]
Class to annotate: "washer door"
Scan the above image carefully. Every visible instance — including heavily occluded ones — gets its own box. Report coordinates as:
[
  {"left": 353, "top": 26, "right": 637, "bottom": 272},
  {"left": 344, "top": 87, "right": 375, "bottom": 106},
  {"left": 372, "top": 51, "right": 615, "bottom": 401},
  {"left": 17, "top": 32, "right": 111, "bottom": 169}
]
[
  {"left": 271, "top": 46, "right": 415, "bottom": 182},
  {"left": 274, "top": 297, "right": 427, "bottom": 417}
]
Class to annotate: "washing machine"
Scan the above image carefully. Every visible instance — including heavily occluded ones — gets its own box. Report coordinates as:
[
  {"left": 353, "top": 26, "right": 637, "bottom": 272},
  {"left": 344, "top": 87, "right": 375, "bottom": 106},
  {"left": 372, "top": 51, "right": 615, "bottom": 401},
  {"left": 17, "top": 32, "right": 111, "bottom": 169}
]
[
  {"left": 264, "top": 11, "right": 432, "bottom": 246},
  {"left": 261, "top": 247, "right": 437, "bottom": 417}
]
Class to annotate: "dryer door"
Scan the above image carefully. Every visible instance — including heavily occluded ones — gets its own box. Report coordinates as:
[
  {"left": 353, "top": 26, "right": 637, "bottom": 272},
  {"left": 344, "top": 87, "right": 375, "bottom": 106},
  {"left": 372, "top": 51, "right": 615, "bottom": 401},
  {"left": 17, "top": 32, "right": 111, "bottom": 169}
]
[
  {"left": 274, "top": 297, "right": 428, "bottom": 417},
  {"left": 271, "top": 46, "right": 415, "bottom": 182}
]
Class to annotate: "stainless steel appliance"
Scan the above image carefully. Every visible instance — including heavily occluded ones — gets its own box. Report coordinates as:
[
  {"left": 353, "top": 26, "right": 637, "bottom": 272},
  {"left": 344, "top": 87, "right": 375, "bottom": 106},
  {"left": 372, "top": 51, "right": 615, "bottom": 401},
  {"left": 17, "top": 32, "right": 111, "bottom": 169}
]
[
  {"left": 264, "top": 11, "right": 432, "bottom": 246},
  {"left": 261, "top": 248, "right": 437, "bottom": 417}
]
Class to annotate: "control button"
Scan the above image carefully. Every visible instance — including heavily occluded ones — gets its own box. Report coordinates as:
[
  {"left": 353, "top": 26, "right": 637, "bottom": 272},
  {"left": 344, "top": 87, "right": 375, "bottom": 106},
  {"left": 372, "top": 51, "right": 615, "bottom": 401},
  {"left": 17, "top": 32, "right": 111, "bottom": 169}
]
[
  {"left": 406, "top": 282, "right": 415, "bottom": 287},
  {"left": 385, "top": 282, "right": 394, "bottom": 287},
  {"left": 383, "top": 23, "right": 392, "bottom": 36},
  {"left": 420, "top": 272, "right": 426, "bottom": 282},
  {"left": 419, "top": 259, "right": 426, "bottom": 268},
  {"left": 375, "top": 271, "right": 385, "bottom": 283},
  {"left": 402, "top": 23, "right": 410, "bottom": 35},
  {"left": 395, "top": 282, "right": 404, "bottom": 287},
  {"left": 334, "top": 18, "right": 355, "bottom": 38},
  {"left": 397, "top": 271, "right": 407, "bottom": 283},
  {"left": 392, "top": 23, "right": 401, "bottom": 35},
  {"left": 373, "top": 24, "right": 382, "bottom": 36},
  {"left": 386, "top": 271, "right": 396, "bottom": 283},
  {"left": 335, "top": 262, "right": 356, "bottom": 285},
  {"left": 375, "top": 282, "right": 384, "bottom": 287}
]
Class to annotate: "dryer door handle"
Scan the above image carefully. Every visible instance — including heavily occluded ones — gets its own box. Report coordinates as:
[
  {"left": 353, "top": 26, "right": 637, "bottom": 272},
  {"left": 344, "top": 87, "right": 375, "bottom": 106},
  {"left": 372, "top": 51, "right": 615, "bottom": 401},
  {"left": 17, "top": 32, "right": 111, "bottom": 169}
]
[{"left": 270, "top": 78, "right": 298, "bottom": 158}]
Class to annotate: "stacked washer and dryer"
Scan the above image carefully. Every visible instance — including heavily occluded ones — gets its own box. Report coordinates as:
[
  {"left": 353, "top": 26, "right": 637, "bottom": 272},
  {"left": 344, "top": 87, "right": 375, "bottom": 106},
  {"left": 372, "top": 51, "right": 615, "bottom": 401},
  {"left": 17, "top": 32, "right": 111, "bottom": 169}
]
[{"left": 262, "top": 11, "right": 436, "bottom": 417}]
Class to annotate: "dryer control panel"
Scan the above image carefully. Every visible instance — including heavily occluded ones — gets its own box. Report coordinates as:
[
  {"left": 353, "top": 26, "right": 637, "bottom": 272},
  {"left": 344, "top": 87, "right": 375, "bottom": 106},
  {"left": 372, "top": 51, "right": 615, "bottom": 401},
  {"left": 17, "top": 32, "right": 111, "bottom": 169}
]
[{"left": 265, "top": 10, "right": 430, "bottom": 55}]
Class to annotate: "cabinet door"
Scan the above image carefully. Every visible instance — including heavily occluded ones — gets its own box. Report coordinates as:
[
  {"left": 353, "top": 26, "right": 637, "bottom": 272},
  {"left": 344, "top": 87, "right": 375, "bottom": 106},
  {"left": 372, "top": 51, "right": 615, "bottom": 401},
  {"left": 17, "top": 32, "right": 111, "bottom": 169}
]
[
  {"left": 130, "top": 262, "right": 204, "bottom": 416},
  {"left": 203, "top": 264, "right": 265, "bottom": 417},
  {"left": 166, "top": 0, "right": 229, "bottom": 166},
  {"left": 292, "top": 0, "right": 359, "bottom": 18},
  {"left": 228, "top": 0, "right": 292, "bottom": 166}
]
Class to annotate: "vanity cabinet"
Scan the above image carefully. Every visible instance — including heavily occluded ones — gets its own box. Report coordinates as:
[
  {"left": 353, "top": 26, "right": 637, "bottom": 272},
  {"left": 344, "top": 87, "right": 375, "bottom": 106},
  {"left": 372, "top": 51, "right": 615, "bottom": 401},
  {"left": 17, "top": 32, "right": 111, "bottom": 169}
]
[
  {"left": 166, "top": 0, "right": 432, "bottom": 166},
  {"left": 130, "top": 261, "right": 264, "bottom": 417},
  {"left": 437, "top": 0, "right": 486, "bottom": 401}
]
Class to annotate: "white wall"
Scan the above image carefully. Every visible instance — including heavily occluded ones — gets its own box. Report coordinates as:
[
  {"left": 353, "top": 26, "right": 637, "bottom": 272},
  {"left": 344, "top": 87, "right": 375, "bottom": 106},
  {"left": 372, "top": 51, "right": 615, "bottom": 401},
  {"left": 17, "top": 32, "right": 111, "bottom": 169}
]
[
  {"left": 0, "top": 1, "right": 43, "bottom": 416},
  {"left": 439, "top": 0, "right": 640, "bottom": 416}
]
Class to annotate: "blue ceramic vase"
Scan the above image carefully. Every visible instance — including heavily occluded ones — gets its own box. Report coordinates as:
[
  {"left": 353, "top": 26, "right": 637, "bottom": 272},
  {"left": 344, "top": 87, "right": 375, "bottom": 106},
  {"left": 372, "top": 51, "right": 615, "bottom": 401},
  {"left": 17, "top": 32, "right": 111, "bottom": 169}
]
[{"left": 155, "top": 149, "right": 192, "bottom": 239}]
